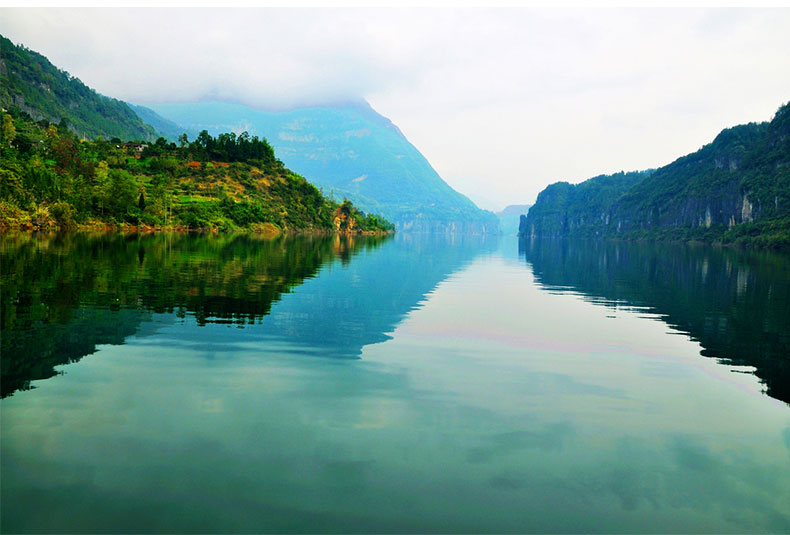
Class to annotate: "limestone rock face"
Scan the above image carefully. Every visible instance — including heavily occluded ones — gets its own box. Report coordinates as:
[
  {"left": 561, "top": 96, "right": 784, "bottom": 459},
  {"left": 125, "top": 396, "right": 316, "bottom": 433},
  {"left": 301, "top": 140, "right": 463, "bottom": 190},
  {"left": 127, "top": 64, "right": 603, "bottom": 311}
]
[{"left": 333, "top": 204, "right": 356, "bottom": 233}]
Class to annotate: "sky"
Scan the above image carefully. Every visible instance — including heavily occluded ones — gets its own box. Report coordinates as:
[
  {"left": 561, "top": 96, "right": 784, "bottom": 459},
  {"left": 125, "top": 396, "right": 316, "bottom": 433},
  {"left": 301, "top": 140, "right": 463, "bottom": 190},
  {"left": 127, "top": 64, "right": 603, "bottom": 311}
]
[{"left": 1, "top": 8, "right": 789, "bottom": 211}]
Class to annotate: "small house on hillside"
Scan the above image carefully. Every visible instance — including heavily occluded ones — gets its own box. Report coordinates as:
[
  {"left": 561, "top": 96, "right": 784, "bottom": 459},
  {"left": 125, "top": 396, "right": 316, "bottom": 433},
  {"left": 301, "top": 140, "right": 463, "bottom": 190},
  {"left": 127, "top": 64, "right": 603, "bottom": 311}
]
[{"left": 122, "top": 142, "right": 148, "bottom": 153}]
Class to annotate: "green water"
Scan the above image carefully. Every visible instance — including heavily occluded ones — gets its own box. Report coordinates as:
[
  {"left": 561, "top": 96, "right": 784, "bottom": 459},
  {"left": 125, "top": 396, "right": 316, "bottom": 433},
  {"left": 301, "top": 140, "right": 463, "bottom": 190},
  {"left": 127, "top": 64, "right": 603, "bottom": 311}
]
[{"left": 1, "top": 232, "right": 789, "bottom": 533}]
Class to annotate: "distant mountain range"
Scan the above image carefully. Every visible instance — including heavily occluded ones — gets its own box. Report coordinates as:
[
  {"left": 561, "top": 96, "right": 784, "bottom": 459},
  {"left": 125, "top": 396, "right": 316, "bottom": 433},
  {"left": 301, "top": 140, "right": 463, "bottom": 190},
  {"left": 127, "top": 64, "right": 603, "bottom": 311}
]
[
  {"left": 128, "top": 103, "right": 200, "bottom": 142},
  {"left": 522, "top": 102, "right": 790, "bottom": 247},
  {"left": 141, "top": 100, "right": 499, "bottom": 232},
  {"left": 496, "top": 204, "right": 532, "bottom": 235}
]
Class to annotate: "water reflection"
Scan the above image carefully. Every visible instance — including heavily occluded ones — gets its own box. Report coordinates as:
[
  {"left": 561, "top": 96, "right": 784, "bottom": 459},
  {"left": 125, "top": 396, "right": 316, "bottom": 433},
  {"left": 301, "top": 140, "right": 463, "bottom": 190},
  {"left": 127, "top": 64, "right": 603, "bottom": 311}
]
[
  {"left": 2, "top": 233, "right": 789, "bottom": 533},
  {"left": 1, "top": 232, "right": 495, "bottom": 397},
  {"left": 519, "top": 237, "right": 790, "bottom": 405}
]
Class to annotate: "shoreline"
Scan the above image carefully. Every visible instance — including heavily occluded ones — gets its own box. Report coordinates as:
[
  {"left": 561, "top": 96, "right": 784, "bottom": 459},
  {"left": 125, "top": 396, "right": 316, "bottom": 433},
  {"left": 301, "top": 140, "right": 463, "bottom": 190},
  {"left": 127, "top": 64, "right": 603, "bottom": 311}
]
[{"left": 0, "top": 222, "right": 394, "bottom": 237}]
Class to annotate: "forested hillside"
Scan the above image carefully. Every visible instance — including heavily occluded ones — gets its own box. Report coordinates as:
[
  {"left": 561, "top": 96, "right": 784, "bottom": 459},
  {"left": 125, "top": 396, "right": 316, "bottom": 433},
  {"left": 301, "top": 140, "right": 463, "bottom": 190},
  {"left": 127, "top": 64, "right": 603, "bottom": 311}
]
[
  {"left": 0, "top": 35, "right": 159, "bottom": 141},
  {"left": 0, "top": 109, "right": 393, "bottom": 233},
  {"left": 522, "top": 102, "right": 790, "bottom": 247}
]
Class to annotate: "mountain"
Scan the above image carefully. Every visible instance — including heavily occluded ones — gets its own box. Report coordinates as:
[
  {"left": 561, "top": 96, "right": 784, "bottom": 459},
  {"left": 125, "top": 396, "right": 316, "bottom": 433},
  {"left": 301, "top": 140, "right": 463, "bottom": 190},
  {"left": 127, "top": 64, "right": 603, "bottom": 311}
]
[
  {"left": 496, "top": 204, "right": 532, "bottom": 235},
  {"left": 129, "top": 103, "right": 199, "bottom": 142},
  {"left": 522, "top": 102, "right": 790, "bottom": 247},
  {"left": 0, "top": 35, "right": 160, "bottom": 141},
  {"left": 143, "top": 100, "right": 499, "bottom": 233},
  {"left": 0, "top": 36, "right": 392, "bottom": 234},
  {"left": 523, "top": 171, "right": 651, "bottom": 238}
]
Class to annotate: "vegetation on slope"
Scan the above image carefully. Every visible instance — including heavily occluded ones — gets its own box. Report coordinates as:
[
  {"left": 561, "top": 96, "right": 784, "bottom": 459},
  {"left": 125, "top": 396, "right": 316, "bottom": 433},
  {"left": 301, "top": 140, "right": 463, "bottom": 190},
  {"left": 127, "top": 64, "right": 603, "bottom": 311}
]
[
  {"left": 523, "top": 171, "right": 650, "bottom": 238},
  {"left": 146, "top": 100, "right": 500, "bottom": 232},
  {"left": 0, "top": 109, "right": 394, "bottom": 233},
  {"left": 523, "top": 102, "right": 790, "bottom": 248},
  {"left": 0, "top": 35, "right": 159, "bottom": 141}
]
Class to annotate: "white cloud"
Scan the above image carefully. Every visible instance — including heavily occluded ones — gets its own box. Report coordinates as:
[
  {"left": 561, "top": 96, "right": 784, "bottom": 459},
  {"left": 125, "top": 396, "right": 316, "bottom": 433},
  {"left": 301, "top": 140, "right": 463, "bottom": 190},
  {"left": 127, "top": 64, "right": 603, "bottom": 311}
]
[{"left": 1, "top": 8, "right": 788, "bottom": 210}]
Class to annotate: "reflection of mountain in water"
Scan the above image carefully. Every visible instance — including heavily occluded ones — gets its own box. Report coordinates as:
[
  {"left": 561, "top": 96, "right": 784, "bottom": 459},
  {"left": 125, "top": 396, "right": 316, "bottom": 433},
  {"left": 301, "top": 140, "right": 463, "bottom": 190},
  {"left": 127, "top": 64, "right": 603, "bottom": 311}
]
[
  {"left": 1, "top": 232, "right": 494, "bottom": 397},
  {"left": 253, "top": 233, "right": 495, "bottom": 358},
  {"left": 520, "top": 237, "right": 790, "bottom": 405}
]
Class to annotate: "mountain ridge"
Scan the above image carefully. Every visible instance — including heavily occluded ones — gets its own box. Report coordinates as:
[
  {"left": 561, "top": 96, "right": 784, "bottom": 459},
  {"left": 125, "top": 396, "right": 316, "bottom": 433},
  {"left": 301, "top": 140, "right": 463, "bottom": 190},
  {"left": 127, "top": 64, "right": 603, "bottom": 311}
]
[
  {"left": 0, "top": 34, "right": 162, "bottom": 141},
  {"left": 521, "top": 102, "right": 790, "bottom": 248}
]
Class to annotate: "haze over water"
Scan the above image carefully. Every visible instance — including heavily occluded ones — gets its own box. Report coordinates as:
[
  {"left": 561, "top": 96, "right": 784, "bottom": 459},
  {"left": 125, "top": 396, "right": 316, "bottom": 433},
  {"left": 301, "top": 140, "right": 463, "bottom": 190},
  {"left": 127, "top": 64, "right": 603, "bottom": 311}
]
[{"left": 2, "top": 232, "right": 789, "bottom": 533}]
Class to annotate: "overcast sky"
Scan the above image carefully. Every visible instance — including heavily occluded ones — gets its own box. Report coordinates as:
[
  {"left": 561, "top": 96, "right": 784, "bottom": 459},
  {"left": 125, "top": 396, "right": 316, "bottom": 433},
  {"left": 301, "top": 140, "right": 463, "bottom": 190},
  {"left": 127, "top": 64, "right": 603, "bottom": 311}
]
[{"left": 2, "top": 8, "right": 789, "bottom": 211}]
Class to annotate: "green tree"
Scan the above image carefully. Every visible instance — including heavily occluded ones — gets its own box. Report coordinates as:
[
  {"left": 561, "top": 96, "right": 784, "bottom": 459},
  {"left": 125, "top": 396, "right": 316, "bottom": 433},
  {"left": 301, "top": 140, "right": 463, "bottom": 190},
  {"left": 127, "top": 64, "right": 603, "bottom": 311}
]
[
  {"left": 1, "top": 113, "right": 16, "bottom": 146},
  {"left": 106, "top": 169, "right": 137, "bottom": 220}
]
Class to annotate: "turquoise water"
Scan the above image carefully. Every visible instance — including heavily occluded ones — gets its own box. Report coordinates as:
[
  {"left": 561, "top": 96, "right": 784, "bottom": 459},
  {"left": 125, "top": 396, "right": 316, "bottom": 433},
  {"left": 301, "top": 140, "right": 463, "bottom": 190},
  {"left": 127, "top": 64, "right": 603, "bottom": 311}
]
[{"left": 2, "top": 233, "right": 789, "bottom": 533}]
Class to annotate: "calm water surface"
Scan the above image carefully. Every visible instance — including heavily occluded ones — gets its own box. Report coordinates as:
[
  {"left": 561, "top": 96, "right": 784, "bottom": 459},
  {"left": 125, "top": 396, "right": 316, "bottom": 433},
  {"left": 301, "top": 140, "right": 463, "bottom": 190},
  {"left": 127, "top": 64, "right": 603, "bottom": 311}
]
[{"left": 2, "top": 232, "right": 789, "bottom": 533}]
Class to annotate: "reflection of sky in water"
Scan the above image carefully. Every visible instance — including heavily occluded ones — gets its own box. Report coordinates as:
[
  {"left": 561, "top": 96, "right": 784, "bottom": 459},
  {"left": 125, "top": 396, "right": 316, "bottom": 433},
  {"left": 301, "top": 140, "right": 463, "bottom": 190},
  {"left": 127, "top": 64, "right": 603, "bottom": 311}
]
[{"left": 2, "top": 236, "right": 790, "bottom": 533}]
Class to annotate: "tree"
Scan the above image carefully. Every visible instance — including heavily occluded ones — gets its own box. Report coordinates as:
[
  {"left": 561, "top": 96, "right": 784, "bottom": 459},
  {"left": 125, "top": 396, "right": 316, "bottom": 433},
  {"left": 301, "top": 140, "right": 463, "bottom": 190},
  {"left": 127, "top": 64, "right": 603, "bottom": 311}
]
[
  {"left": 1, "top": 113, "right": 16, "bottom": 146},
  {"left": 196, "top": 130, "right": 211, "bottom": 148},
  {"left": 95, "top": 160, "right": 109, "bottom": 216},
  {"left": 178, "top": 133, "right": 188, "bottom": 148},
  {"left": 106, "top": 169, "right": 137, "bottom": 220}
]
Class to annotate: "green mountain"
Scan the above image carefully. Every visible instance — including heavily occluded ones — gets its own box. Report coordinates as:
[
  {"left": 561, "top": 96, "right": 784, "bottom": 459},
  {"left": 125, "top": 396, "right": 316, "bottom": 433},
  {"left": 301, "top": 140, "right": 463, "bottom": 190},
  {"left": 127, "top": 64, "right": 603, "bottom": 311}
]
[
  {"left": 522, "top": 102, "right": 790, "bottom": 247},
  {"left": 143, "top": 100, "right": 499, "bottom": 233},
  {"left": 523, "top": 171, "right": 651, "bottom": 237},
  {"left": 0, "top": 35, "right": 160, "bottom": 141},
  {"left": 0, "top": 36, "right": 391, "bottom": 233}
]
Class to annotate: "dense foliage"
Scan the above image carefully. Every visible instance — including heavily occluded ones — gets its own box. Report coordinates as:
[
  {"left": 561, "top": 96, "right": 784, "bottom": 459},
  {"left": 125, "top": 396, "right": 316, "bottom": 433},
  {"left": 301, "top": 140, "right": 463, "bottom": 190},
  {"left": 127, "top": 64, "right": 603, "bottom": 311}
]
[
  {"left": 523, "top": 102, "right": 790, "bottom": 248},
  {"left": 0, "top": 109, "right": 394, "bottom": 233},
  {"left": 523, "top": 171, "right": 650, "bottom": 237},
  {"left": 0, "top": 35, "right": 159, "bottom": 141}
]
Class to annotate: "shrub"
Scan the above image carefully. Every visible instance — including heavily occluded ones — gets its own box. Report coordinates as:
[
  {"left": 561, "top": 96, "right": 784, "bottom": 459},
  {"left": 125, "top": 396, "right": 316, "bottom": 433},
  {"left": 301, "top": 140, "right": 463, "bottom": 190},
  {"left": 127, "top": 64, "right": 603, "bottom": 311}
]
[{"left": 50, "top": 201, "right": 75, "bottom": 229}]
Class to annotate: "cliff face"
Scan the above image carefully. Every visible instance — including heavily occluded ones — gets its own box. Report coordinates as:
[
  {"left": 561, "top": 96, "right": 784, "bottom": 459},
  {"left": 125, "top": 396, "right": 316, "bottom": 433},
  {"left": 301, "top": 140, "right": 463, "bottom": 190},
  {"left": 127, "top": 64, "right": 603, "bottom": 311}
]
[
  {"left": 523, "top": 102, "right": 790, "bottom": 246},
  {"left": 523, "top": 172, "right": 648, "bottom": 239},
  {"left": 396, "top": 213, "right": 500, "bottom": 234}
]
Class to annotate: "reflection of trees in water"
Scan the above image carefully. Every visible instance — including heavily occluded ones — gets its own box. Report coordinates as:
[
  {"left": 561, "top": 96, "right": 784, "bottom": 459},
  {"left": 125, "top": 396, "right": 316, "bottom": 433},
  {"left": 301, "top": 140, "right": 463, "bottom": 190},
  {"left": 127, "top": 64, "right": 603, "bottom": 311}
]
[
  {"left": 520, "top": 237, "right": 790, "bottom": 405},
  {"left": 1, "top": 232, "right": 496, "bottom": 399},
  {"left": 0, "top": 232, "right": 388, "bottom": 397}
]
